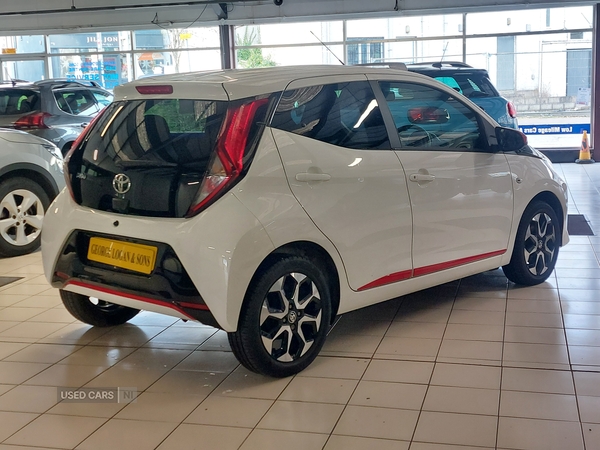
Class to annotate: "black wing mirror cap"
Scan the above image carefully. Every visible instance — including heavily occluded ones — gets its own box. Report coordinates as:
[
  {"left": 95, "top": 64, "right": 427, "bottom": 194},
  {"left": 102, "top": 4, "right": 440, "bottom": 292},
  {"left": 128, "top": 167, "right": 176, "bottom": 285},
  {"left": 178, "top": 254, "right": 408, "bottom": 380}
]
[{"left": 495, "top": 127, "right": 528, "bottom": 152}]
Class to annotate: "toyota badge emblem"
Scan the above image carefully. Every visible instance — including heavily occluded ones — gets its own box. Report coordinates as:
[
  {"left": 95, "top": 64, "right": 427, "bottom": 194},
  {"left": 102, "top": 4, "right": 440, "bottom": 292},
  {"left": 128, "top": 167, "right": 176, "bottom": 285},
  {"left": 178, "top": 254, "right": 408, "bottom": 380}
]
[{"left": 112, "top": 173, "right": 132, "bottom": 195}]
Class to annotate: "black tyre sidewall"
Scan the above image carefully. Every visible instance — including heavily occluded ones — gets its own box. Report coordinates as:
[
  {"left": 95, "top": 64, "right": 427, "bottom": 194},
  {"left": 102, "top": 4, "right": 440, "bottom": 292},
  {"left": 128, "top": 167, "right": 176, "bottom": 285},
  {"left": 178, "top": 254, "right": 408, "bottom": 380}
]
[
  {"left": 0, "top": 177, "right": 50, "bottom": 257},
  {"left": 60, "top": 290, "right": 140, "bottom": 327},
  {"left": 503, "top": 200, "right": 560, "bottom": 285},
  {"left": 231, "top": 256, "right": 332, "bottom": 378}
]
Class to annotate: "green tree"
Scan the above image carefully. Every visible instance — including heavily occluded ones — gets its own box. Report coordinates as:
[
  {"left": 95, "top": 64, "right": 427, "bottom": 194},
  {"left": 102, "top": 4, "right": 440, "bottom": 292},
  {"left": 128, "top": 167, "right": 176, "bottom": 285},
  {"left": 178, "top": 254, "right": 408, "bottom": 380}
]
[{"left": 235, "top": 27, "right": 276, "bottom": 68}]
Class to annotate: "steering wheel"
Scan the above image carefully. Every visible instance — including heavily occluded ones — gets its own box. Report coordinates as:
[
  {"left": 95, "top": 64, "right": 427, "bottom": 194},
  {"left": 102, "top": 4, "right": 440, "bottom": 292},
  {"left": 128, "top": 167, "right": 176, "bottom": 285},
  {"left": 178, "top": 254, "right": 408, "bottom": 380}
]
[{"left": 397, "top": 124, "right": 433, "bottom": 147}]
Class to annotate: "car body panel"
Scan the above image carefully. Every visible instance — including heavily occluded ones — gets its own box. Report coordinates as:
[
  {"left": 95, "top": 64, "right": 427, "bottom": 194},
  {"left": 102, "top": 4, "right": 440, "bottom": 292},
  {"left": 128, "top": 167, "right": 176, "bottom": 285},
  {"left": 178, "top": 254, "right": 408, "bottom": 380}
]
[{"left": 396, "top": 150, "right": 514, "bottom": 271}]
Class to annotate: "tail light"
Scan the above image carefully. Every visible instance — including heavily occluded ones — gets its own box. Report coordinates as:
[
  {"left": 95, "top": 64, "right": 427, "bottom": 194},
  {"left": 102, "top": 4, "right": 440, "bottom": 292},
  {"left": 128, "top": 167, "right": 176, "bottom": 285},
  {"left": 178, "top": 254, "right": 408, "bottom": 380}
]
[
  {"left": 64, "top": 109, "right": 107, "bottom": 201},
  {"left": 13, "top": 112, "right": 51, "bottom": 129},
  {"left": 507, "top": 101, "right": 517, "bottom": 119},
  {"left": 186, "top": 97, "right": 269, "bottom": 217}
]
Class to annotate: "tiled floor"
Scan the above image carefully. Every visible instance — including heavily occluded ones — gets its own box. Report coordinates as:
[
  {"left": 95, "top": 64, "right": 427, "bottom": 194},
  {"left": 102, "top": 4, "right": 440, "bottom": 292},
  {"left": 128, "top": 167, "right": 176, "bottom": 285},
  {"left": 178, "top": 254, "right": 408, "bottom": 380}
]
[{"left": 0, "top": 162, "right": 600, "bottom": 450}]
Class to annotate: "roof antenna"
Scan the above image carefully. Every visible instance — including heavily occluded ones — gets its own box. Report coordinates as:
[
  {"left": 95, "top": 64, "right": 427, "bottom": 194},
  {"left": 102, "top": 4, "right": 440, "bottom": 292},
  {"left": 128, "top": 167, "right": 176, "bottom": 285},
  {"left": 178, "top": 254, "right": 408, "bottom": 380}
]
[
  {"left": 440, "top": 42, "right": 449, "bottom": 63},
  {"left": 310, "top": 31, "right": 345, "bottom": 65}
]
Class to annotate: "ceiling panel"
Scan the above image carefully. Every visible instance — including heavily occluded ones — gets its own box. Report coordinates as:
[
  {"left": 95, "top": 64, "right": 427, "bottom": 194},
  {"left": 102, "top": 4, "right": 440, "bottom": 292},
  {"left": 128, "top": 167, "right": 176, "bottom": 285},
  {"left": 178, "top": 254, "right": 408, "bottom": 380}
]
[{"left": 0, "top": 0, "right": 595, "bottom": 35}]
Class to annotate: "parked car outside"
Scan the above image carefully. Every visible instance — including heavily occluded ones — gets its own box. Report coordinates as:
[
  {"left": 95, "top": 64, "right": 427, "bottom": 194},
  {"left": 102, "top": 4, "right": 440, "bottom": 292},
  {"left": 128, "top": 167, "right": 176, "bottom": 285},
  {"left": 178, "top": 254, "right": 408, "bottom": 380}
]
[
  {"left": 0, "top": 79, "right": 113, "bottom": 156},
  {"left": 406, "top": 62, "right": 519, "bottom": 129},
  {"left": 41, "top": 65, "right": 568, "bottom": 377},
  {"left": 0, "top": 128, "right": 64, "bottom": 257}
]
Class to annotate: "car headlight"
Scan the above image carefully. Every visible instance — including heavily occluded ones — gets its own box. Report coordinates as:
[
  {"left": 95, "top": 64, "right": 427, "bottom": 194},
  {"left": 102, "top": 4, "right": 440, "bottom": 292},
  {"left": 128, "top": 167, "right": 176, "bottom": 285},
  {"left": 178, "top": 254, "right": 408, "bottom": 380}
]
[
  {"left": 42, "top": 143, "right": 63, "bottom": 160},
  {"left": 42, "top": 143, "right": 64, "bottom": 174}
]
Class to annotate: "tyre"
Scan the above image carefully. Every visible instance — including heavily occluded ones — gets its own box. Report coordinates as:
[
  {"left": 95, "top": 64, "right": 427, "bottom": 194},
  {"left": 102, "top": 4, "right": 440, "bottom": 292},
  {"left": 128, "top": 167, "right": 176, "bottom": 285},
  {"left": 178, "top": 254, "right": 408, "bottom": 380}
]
[
  {"left": 228, "top": 256, "right": 332, "bottom": 378},
  {"left": 60, "top": 290, "right": 140, "bottom": 327},
  {"left": 0, "top": 177, "right": 50, "bottom": 257},
  {"left": 503, "top": 200, "right": 560, "bottom": 286}
]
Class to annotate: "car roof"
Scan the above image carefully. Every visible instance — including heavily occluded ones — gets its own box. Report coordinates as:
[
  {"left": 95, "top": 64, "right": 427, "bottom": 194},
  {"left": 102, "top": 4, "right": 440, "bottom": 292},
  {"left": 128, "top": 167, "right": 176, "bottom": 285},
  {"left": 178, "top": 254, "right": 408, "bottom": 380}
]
[
  {"left": 406, "top": 62, "right": 489, "bottom": 75},
  {"left": 114, "top": 65, "right": 433, "bottom": 101}
]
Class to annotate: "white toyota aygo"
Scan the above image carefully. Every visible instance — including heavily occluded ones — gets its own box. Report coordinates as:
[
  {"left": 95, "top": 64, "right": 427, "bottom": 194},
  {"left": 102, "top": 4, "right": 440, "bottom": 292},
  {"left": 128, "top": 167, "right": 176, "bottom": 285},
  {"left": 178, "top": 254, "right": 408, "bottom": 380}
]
[{"left": 42, "top": 65, "right": 569, "bottom": 377}]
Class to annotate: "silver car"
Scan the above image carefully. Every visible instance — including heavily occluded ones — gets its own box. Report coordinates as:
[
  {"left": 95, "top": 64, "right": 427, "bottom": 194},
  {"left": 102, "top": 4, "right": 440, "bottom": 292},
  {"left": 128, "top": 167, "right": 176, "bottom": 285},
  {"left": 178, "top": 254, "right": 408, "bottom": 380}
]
[
  {"left": 0, "top": 128, "right": 65, "bottom": 257},
  {"left": 0, "top": 79, "right": 113, "bottom": 156}
]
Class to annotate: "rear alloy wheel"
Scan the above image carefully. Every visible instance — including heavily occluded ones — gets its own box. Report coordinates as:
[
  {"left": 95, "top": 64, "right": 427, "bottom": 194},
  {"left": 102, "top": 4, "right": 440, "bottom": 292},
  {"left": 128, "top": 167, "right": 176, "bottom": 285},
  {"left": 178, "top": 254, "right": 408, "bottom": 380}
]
[
  {"left": 503, "top": 200, "right": 560, "bottom": 285},
  {"left": 60, "top": 290, "right": 140, "bottom": 327},
  {"left": 228, "top": 256, "right": 332, "bottom": 377},
  {"left": 0, "top": 177, "right": 50, "bottom": 257}
]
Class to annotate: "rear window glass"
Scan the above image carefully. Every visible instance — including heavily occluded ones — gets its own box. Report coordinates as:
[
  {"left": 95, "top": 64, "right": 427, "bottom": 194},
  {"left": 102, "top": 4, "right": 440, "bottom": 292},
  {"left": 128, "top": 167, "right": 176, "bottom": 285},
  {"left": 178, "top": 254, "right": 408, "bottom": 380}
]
[
  {"left": 270, "top": 81, "right": 390, "bottom": 150},
  {"left": 0, "top": 89, "right": 40, "bottom": 115},
  {"left": 433, "top": 73, "right": 499, "bottom": 99},
  {"left": 83, "top": 98, "right": 227, "bottom": 166}
]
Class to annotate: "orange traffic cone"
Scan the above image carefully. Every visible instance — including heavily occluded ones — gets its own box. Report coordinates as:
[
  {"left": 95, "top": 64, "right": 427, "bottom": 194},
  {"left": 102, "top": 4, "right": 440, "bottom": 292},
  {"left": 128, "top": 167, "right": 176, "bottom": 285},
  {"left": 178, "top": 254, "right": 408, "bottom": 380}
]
[{"left": 576, "top": 130, "right": 594, "bottom": 164}]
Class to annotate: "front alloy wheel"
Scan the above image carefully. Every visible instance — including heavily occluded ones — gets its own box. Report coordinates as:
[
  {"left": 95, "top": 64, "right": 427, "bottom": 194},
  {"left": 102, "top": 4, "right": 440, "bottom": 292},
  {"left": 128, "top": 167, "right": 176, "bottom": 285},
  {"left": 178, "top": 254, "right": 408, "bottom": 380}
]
[
  {"left": 229, "top": 256, "right": 332, "bottom": 378},
  {"left": 523, "top": 211, "right": 556, "bottom": 277},
  {"left": 0, "top": 177, "right": 50, "bottom": 257},
  {"left": 503, "top": 200, "right": 560, "bottom": 285}
]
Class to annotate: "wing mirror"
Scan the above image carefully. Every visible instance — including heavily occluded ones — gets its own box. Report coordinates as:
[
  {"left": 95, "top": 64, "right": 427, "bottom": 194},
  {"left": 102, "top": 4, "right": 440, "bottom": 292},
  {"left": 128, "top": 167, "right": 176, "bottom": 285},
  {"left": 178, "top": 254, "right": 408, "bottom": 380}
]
[
  {"left": 407, "top": 107, "right": 449, "bottom": 125},
  {"left": 496, "top": 127, "right": 528, "bottom": 152}
]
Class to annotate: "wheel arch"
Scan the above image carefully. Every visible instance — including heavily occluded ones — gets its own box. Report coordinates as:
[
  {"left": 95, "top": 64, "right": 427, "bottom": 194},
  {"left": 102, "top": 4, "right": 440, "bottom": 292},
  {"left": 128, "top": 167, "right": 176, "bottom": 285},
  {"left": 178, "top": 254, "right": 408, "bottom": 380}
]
[
  {"left": 0, "top": 164, "right": 60, "bottom": 201},
  {"left": 528, "top": 191, "right": 566, "bottom": 243},
  {"left": 244, "top": 241, "right": 341, "bottom": 325}
]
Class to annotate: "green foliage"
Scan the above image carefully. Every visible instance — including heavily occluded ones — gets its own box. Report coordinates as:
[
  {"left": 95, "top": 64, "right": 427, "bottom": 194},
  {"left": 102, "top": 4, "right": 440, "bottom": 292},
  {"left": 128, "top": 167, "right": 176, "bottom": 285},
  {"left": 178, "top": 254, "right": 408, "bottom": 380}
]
[{"left": 235, "top": 27, "right": 276, "bottom": 68}]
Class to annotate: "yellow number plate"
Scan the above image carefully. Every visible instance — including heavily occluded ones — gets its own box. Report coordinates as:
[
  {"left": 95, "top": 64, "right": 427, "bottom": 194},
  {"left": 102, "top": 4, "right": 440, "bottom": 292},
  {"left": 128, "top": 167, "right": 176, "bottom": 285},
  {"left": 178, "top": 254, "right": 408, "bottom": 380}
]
[{"left": 87, "top": 237, "right": 157, "bottom": 275}]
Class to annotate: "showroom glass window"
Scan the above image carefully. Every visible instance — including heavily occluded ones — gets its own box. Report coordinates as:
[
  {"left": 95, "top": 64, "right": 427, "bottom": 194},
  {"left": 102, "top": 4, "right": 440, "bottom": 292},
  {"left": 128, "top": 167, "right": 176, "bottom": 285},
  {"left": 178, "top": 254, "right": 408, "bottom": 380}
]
[
  {"left": 379, "top": 81, "right": 485, "bottom": 151},
  {"left": 270, "top": 81, "right": 390, "bottom": 150}
]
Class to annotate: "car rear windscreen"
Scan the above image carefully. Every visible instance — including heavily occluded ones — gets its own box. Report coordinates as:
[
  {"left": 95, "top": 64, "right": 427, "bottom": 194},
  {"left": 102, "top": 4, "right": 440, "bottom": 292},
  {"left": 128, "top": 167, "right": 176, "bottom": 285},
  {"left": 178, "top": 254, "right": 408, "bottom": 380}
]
[
  {"left": 0, "top": 89, "right": 40, "bottom": 116},
  {"left": 69, "top": 98, "right": 228, "bottom": 217}
]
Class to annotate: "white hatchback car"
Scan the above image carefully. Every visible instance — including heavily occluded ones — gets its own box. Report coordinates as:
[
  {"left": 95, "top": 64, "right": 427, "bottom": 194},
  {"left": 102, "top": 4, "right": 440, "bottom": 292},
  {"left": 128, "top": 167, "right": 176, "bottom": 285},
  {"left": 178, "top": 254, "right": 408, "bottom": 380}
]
[{"left": 42, "top": 65, "right": 568, "bottom": 377}]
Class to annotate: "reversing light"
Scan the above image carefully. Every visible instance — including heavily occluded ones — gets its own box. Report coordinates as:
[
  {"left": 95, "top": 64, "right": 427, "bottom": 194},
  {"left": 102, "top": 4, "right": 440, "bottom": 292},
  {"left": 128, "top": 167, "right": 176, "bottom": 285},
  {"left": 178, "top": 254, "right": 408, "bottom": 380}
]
[
  {"left": 13, "top": 112, "right": 51, "bottom": 130},
  {"left": 135, "top": 85, "right": 174, "bottom": 95},
  {"left": 186, "top": 97, "right": 269, "bottom": 217}
]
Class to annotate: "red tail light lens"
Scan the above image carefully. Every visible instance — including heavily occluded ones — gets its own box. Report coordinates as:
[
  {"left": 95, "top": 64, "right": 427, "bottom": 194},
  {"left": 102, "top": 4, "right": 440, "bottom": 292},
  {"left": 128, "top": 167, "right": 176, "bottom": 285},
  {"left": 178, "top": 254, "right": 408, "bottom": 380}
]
[
  {"left": 186, "top": 97, "right": 269, "bottom": 217},
  {"left": 507, "top": 101, "right": 517, "bottom": 118},
  {"left": 13, "top": 112, "right": 51, "bottom": 129}
]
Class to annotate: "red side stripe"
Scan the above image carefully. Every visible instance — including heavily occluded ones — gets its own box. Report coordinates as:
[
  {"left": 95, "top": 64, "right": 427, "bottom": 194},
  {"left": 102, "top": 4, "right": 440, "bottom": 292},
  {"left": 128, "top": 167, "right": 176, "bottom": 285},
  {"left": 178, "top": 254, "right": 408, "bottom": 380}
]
[
  {"left": 357, "top": 269, "right": 413, "bottom": 291},
  {"left": 357, "top": 249, "right": 506, "bottom": 291},
  {"left": 412, "top": 249, "right": 506, "bottom": 277}
]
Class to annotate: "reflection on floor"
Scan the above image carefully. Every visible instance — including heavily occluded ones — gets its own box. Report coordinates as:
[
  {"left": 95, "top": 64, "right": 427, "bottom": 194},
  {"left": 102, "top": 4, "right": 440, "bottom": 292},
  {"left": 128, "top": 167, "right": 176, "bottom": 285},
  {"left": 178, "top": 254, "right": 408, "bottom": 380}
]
[{"left": 0, "top": 162, "right": 599, "bottom": 450}]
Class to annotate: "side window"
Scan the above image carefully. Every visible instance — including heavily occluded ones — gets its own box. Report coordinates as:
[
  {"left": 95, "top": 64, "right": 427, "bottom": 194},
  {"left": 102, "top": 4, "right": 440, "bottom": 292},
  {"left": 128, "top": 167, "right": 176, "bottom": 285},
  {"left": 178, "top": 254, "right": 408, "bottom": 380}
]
[
  {"left": 379, "top": 81, "right": 485, "bottom": 151},
  {"left": 271, "top": 81, "right": 390, "bottom": 150},
  {"left": 434, "top": 76, "right": 462, "bottom": 94},
  {"left": 55, "top": 90, "right": 100, "bottom": 116},
  {"left": 92, "top": 90, "right": 113, "bottom": 108}
]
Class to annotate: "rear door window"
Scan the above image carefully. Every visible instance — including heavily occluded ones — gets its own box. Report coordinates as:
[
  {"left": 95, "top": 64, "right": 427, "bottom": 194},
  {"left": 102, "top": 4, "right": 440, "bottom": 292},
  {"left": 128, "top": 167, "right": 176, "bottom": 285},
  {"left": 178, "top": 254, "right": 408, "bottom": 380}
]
[
  {"left": 92, "top": 90, "right": 113, "bottom": 107},
  {"left": 270, "top": 80, "right": 390, "bottom": 150},
  {"left": 54, "top": 89, "right": 100, "bottom": 116}
]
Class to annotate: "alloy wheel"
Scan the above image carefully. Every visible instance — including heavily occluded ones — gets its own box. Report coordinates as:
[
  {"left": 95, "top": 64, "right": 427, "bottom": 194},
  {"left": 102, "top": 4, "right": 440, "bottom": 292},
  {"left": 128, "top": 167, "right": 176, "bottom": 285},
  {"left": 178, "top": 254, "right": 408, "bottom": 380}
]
[
  {"left": 0, "top": 189, "right": 44, "bottom": 247},
  {"left": 523, "top": 212, "right": 556, "bottom": 276},
  {"left": 260, "top": 272, "right": 323, "bottom": 362}
]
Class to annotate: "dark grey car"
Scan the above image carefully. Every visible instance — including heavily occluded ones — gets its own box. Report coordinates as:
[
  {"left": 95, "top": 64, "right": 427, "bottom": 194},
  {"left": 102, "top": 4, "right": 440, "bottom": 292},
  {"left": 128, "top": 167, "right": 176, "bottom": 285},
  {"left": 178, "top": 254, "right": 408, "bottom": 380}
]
[{"left": 0, "top": 79, "right": 113, "bottom": 156}]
